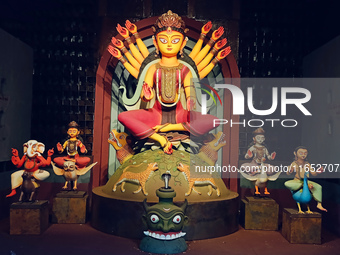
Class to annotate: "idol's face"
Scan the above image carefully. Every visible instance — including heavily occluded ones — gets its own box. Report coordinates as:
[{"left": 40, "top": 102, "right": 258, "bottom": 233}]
[
  {"left": 296, "top": 148, "right": 308, "bottom": 160},
  {"left": 156, "top": 30, "right": 184, "bottom": 57},
  {"left": 67, "top": 128, "right": 79, "bottom": 138},
  {"left": 254, "top": 135, "right": 265, "bottom": 144}
]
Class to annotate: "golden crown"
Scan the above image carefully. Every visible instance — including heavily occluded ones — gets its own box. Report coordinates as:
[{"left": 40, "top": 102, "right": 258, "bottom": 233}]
[
  {"left": 153, "top": 10, "right": 188, "bottom": 35},
  {"left": 68, "top": 121, "right": 79, "bottom": 129}
]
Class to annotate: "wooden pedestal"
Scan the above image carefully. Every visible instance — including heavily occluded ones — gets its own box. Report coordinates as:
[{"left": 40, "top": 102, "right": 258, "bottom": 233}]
[
  {"left": 282, "top": 208, "right": 321, "bottom": 244},
  {"left": 241, "top": 196, "right": 279, "bottom": 230},
  {"left": 10, "top": 200, "right": 49, "bottom": 235},
  {"left": 52, "top": 191, "right": 88, "bottom": 224}
]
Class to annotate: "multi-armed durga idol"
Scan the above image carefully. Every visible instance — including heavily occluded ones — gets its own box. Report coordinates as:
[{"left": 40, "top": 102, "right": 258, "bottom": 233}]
[
  {"left": 108, "top": 10, "right": 231, "bottom": 154},
  {"left": 92, "top": 10, "right": 239, "bottom": 242}
]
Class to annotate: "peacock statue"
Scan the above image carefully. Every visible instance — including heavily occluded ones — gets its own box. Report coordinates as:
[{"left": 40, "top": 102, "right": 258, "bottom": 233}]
[{"left": 289, "top": 172, "right": 313, "bottom": 214}]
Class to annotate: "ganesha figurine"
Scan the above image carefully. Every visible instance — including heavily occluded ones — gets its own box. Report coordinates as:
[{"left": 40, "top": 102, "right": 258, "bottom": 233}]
[
  {"left": 140, "top": 172, "right": 188, "bottom": 254},
  {"left": 6, "top": 140, "right": 54, "bottom": 202}
]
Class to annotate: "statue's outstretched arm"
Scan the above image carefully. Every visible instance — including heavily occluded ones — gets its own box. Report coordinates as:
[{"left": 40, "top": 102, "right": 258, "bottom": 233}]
[
  {"left": 199, "top": 46, "right": 231, "bottom": 79},
  {"left": 37, "top": 148, "right": 54, "bottom": 167},
  {"left": 117, "top": 24, "right": 144, "bottom": 64},
  {"left": 11, "top": 148, "right": 25, "bottom": 168},
  {"left": 193, "top": 26, "right": 224, "bottom": 65},
  {"left": 63, "top": 141, "right": 67, "bottom": 148},
  {"left": 197, "top": 38, "right": 227, "bottom": 72},
  {"left": 125, "top": 20, "right": 149, "bottom": 58},
  {"left": 189, "top": 21, "right": 212, "bottom": 60},
  {"left": 111, "top": 37, "right": 141, "bottom": 71},
  {"left": 108, "top": 45, "right": 139, "bottom": 79}
]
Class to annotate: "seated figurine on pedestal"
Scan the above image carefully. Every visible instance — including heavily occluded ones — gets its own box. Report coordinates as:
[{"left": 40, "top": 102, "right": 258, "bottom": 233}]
[
  {"left": 6, "top": 140, "right": 54, "bottom": 201},
  {"left": 54, "top": 121, "right": 90, "bottom": 169},
  {"left": 53, "top": 121, "right": 96, "bottom": 191},
  {"left": 284, "top": 146, "right": 327, "bottom": 213},
  {"left": 240, "top": 128, "right": 279, "bottom": 196}
]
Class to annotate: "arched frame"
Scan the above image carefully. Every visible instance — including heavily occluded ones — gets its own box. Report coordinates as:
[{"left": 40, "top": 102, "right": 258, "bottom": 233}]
[{"left": 93, "top": 16, "right": 240, "bottom": 192}]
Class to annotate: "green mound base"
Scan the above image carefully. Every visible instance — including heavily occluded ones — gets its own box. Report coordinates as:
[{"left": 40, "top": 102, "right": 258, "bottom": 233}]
[{"left": 91, "top": 149, "right": 239, "bottom": 240}]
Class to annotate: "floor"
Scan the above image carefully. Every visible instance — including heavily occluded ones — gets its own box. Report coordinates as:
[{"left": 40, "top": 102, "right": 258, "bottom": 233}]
[{"left": 1, "top": 218, "right": 340, "bottom": 255}]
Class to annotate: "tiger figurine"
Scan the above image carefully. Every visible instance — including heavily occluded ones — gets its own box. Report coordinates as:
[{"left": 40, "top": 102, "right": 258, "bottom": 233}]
[
  {"left": 177, "top": 163, "right": 221, "bottom": 196},
  {"left": 113, "top": 162, "right": 158, "bottom": 196}
]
